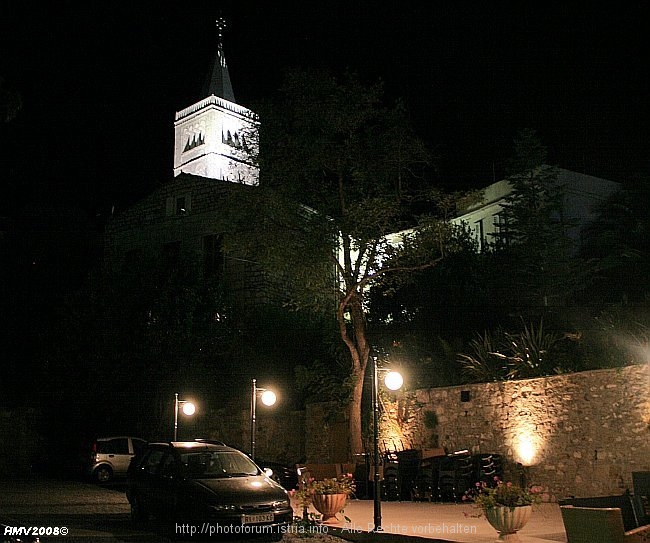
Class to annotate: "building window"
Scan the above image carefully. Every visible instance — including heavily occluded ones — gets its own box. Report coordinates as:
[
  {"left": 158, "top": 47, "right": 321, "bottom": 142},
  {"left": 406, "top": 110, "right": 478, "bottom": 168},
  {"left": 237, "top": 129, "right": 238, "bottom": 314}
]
[
  {"left": 493, "top": 212, "right": 510, "bottom": 245},
  {"left": 475, "top": 218, "right": 485, "bottom": 251},
  {"left": 203, "top": 234, "right": 224, "bottom": 278},
  {"left": 166, "top": 194, "right": 192, "bottom": 216},
  {"left": 184, "top": 132, "right": 205, "bottom": 152}
]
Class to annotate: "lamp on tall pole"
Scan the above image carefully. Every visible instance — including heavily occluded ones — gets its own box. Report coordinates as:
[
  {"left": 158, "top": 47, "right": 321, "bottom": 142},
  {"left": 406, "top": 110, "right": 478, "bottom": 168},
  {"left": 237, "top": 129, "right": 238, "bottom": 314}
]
[
  {"left": 371, "top": 357, "right": 403, "bottom": 532},
  {"left": 250, "top": 379, "right": 277, "bottom": 462},
  {"left": 174, "top": 393, "right": 196, "bottom": 441}
]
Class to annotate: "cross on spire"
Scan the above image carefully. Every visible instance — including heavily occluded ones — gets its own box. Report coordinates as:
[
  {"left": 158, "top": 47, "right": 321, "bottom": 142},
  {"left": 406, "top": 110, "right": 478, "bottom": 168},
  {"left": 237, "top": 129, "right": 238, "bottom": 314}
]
[{"left": 216, "top": 17, "right": 227, "bottom": 47}]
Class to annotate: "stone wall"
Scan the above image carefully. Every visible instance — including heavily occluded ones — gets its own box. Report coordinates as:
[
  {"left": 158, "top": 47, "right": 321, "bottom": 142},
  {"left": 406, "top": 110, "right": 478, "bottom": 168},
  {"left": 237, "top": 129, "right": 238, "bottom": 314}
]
[
  {"left": 200, "top": 408, "right": 306, "bottom": 465},
  {"left": 381, "top": 364, "right": 650, "bottom": 499},
  {"left": 197, "top": 365, "right": 649, "bottom": 500},
  {"left": 304, "top": 402, "right": 350, "bottom": 464}
]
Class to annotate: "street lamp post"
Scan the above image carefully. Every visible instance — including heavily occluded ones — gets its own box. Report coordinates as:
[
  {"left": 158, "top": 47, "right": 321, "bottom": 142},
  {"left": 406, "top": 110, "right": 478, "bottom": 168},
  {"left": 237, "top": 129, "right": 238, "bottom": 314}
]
[
  {"left": 371, "top": 357, "right": 403, "bottom": 532},
  {"left": 250, "top": 379, "right": 276, "bottom": 462},
  {"left": 174, "top": 393, "right": 196, "bottom": 441}
]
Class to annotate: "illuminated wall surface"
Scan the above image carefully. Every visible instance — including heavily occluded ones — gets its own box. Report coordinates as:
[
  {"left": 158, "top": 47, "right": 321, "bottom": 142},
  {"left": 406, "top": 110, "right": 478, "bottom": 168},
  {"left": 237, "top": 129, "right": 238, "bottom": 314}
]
[
  {"left": 383, "top": 364, "right": 650, "bottom": 499},
  {"left": 201, "top": 364, "right": 648, "bottom": 499}
]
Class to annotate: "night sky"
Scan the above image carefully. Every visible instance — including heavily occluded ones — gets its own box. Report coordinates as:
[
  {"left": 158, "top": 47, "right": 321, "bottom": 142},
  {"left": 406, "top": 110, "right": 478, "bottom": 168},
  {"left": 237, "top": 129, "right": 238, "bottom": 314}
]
[{"left": 2, "top": 2, "right": 647, "bottom": 216}]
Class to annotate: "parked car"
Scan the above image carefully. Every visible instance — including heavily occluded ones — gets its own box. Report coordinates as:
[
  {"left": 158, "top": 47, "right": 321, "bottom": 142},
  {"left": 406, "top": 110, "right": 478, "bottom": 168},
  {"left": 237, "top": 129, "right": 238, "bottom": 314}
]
[
  {"left": 126, "top": 441, "right": 292, "bottom": 540},
  {"left": 82, "top": 436, "right": 148, "bottom": 483}
]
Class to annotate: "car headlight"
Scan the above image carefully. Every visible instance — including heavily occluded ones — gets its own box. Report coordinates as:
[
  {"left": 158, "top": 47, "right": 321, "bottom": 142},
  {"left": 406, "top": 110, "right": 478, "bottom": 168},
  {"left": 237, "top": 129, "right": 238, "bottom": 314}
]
[{"left": 271, "top": 499, "right": 290, "bottom": 508}]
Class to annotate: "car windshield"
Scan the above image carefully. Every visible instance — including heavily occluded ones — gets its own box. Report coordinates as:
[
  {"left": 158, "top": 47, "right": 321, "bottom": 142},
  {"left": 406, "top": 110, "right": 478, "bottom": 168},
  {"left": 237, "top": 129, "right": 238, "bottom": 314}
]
[{"left": 179, "top": 451, "right": 260, "bottom": 479}]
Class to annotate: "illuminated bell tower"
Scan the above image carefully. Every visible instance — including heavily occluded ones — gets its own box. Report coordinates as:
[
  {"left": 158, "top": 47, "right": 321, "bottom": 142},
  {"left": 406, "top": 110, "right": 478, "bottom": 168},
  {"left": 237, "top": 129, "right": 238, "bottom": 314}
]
[{"left": 173, "top": 19, "right": 259, "bottom": 185}]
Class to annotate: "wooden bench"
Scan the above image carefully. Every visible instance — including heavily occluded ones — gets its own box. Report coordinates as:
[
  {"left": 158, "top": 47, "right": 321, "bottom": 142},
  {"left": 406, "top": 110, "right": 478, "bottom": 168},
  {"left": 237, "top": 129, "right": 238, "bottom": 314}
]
[
  {"left": 560, "top": 505, "right": 650, "bottom": 543},
  {"left": 559, "top": 493, "right": 642, "bottom": 532}
]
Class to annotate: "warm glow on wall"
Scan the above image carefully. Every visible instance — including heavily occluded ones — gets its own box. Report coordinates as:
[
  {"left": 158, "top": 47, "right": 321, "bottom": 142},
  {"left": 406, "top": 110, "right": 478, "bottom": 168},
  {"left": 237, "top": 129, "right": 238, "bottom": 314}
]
[
  {"left": 516, "top": 432, "right": 538, "bottom": 466},
  {"left": 380, "top": 426, "right": 406, "bottom": 452},
  {"left": 379, "top": 402, "right": 410, "bottom": 452},
  {"left": 505, "top": 384, "right": 554, "bottom": 467}
]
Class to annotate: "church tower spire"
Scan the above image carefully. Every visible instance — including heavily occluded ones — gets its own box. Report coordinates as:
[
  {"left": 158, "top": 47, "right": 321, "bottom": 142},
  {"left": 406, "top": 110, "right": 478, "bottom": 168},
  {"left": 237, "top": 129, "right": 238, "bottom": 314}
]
[
  {"left": 202, "top": 18, "right": 236, "bottom": 102},
  {"left": 173, "top": 18, "right": 259, "bottom": 185}
]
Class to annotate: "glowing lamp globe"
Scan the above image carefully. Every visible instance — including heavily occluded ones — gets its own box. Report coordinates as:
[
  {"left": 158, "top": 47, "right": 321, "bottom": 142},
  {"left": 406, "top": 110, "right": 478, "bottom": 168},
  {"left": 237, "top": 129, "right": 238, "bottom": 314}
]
[
  {"left": 260, "top": 390, "right": 277, "bottom": 406},
  {"left": 384, "top": 371, "right": 404, "bottom": 391},
  {"left": 182, "top": 402, "right": 196, "bottom": 416}
]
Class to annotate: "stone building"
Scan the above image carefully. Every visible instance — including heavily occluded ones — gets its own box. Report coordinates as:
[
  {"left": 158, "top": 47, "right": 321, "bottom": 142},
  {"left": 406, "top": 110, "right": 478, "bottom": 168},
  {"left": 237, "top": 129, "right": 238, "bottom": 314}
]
[{"left": 104, "top": 21, "right": 270, "bottom": 310}]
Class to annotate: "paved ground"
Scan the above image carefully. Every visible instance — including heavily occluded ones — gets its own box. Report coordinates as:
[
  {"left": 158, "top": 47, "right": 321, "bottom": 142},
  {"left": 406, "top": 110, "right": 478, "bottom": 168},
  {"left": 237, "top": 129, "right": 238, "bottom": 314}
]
[
  {"left": 301, "top": 499, "right": 567, "bottom": 543},
  {"left": 0, "top": 477, "right": 146, "bottom": 541},
  {"left": 0, "top": 477, "right": 567, "bottom": 542}
]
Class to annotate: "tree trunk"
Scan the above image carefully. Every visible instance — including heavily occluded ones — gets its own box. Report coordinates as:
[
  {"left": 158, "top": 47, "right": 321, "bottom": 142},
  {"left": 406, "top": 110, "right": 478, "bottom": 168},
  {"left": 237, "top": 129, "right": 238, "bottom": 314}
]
[
  {"left": 338, "top": 292, "right": 369, "bottom": 458},
  {"left": 348, "top": 369, "right": 364, "bottom": 457}
]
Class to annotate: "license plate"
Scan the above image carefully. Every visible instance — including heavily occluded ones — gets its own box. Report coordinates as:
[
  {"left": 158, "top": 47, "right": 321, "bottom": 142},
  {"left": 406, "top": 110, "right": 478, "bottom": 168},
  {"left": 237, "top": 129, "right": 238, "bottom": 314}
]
[{"left": 242, "top": 513, "right": 274, "bottom": 524}]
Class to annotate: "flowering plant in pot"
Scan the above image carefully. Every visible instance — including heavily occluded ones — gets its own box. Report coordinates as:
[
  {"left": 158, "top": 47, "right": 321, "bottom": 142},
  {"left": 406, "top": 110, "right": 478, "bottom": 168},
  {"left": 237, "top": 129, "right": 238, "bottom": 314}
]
[
  {"left": 463, "top": 477, "right": 543, "bottom": 541},
  {"left": 295, "top": 473, "right": 356, "bottom": 523},
  {"left": 464, "top": 477, "right": 543, "bottom": 510}
]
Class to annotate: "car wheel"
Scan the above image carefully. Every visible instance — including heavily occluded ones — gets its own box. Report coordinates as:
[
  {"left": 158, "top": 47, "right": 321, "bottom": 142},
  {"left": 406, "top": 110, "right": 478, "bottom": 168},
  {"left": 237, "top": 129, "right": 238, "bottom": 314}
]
[
  {"left": 94, "top": 466, "right": 112, "bottom": 483},
  {"left": 130, "top": 493, "right": 148, "bottom": 523}
]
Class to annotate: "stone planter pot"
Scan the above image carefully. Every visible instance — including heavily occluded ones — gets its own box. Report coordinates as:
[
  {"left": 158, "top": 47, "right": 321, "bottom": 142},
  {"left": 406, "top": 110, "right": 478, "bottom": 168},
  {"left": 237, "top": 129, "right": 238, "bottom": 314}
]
[
  {"left": 484, "top": 505, "right": 532, "bottom": 542},
  {"left": 312, "top": 493, "right": 348, "bottom": 523}
]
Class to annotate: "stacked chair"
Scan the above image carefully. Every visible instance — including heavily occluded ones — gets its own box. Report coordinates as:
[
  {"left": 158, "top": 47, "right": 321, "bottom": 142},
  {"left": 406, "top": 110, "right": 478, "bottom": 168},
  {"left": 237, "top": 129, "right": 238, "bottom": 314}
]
[
  {"left": 411, "top": 457, "right": 436, "bottom": 501},
  {"left": 474, "top": 453, "right": 504, "bottom": 485},
  {"left": 387, "top": 449, "right": 508, "bottom": 502},
  {"left": 396, "top": 449, "right": 421, "bottom": 501},
  {"left": 437, "top": 451, "right": 473, "bottom": 502},
  {"left": 381, "top": 449, "right": 400, "bottom": 501}
]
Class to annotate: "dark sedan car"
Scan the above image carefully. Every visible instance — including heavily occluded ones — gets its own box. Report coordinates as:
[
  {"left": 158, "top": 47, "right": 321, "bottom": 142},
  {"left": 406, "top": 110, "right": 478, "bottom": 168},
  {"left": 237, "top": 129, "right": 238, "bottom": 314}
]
[{"left": 126, "top": 441, "right": 292, "bottom": 540}]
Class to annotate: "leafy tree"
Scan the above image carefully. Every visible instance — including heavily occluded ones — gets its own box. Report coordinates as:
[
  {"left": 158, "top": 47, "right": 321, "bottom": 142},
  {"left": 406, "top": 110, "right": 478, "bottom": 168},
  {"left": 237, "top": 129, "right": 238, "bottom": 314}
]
[
  {"left": 231, "top": 69, "right": 458, "bottom": 456},
  {"left": 577, "top": 183, "right": 650, "bottom": 368},
  {"left": 580, "top": 182, "right": 650, "bottom": 305},
  {"left": 366, "top": 223, "right": 484, "bottom": 388},
  {"left": 491, "top": 129, "right": 580, "bottom": 315}
]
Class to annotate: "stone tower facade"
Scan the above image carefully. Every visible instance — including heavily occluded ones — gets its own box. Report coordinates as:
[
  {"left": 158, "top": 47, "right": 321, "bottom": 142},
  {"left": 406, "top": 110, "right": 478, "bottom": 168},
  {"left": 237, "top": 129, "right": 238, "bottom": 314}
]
[{"left": 173, "top": 20, "right": 259, "bottom": 185}]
